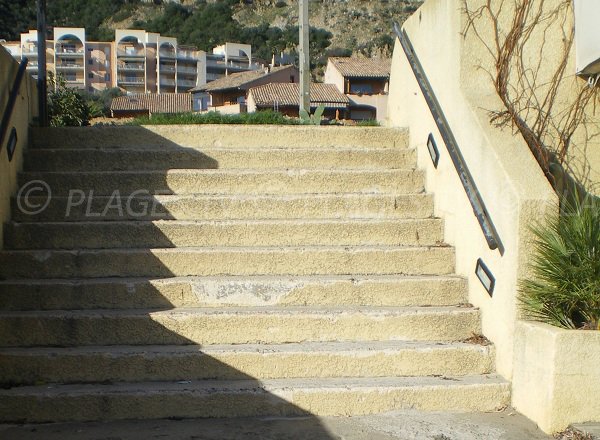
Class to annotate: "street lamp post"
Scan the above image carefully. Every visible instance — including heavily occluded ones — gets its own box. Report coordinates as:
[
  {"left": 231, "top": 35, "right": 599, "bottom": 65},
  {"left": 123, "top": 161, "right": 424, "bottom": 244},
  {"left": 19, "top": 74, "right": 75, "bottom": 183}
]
[{"left": 299, "top": 0, "right": 310, "bottom": 113}]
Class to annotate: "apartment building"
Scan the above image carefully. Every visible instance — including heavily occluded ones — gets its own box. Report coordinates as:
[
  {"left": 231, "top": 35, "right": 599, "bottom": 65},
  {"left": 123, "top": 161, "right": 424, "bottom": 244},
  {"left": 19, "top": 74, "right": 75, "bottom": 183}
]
[{"left": 2, "top": 27, "right": 261, "bottom": 94}]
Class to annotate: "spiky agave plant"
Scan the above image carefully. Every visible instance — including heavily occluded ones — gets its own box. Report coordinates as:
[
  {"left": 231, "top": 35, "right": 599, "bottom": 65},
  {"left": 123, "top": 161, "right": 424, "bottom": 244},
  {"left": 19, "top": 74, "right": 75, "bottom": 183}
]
[{"left": 519, "top": 195, "right": 600, "bottom": 330}]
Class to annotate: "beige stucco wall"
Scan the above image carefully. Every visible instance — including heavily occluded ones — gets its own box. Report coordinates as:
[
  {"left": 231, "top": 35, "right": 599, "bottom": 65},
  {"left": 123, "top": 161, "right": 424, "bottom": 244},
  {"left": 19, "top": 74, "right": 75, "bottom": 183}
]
[
  {"left": 0, "top": 46, "right": 38, "bottom": 248},
  {"left": 513, "top": 321, "right": 600, "bottom": 433},
  {"left": 388, "top": 0, "right": 557, "bottom": 380},
  {"left": 324, "top": 60, "right": 345, "bottom": 92}
]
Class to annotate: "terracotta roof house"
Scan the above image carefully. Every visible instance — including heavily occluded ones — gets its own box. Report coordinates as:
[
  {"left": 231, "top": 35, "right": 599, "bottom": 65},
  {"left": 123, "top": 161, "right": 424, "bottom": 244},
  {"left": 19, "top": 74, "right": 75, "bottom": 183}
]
[
  {"left": 110, "top": 93, "right": 193, "bottom": 118},
  {"left": 247, "top": 83, "right": 350, "bottom": 118},
  {"left": 324, "top": 57, "right": 391, "bottom": 122},
  {"left": 189, "top": 65, "right": 299, "bottom": 113}
]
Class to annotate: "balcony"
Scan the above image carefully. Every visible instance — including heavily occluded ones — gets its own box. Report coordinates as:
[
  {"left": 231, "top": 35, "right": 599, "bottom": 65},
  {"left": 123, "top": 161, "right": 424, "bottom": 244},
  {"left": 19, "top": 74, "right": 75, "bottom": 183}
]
[
  {"left": 177, "top": 66, "right": 197, "bottom": 74},
  {"left": 206, "top": 73, "right": 222, "bottom": 81},
  {"left": 117, "top": 49, "right": 145, "bottom": 58},
  {"left": 118, "top": 77, "right": 145, "bottom": 85},
  {"left": 159, "top": 50, "right": 177, "bottom": 59},
  {"left": 64, "top": 78, "right": 85, "bottom": 86},
  {"left": 177, "top": 79, "right": 196, "bottom": 88},
  {"left": 159, "top": 65, "right": 176, "bottom": 73},
  {"left": 160, "top": 78, "right": 176, "bottom": 86},
  {"left": 56, "top": 48, "right": 84, "bottom": 56},
  {"left": 177, "top": 51, "right": 198, "bottom": 61},
  {"left": 21, "top": 47, "right": 39, "bottom": 57},
  {"left": 118, "top": 64, "right": 145, "bottom": 71},
  {"left": 56, "top": 63, "right": 84, "bottom": 70}
]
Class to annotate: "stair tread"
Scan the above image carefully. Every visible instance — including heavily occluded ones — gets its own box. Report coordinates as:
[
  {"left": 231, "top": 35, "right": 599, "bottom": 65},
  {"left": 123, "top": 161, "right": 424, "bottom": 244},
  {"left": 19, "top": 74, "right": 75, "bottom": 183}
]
[
  {"left": 0, "top": 340, "right": 489, "bottom": 356},
  {"left": 8, "top": 218, "right": 442, "bottom": 226},
  {"left": 0, "top": 273, "right": 466, "bottom": 285},
  {"left": 21, "top": 168, "right": 419, "bottom": 175},
  {"left": 0, "top": 374, "right": 509, "bottom": 395},
  {"left": 26, "top": 147, "right": 416, "bottom": 153},
  {"left": 0, "top": 244, "right": 451, "bottom": 253},
  {"left": 0, "top": 305, "right": 478, "bottom": 318},
  {"left": 14, "top": 192, "right": 429, "bottom": 199}
]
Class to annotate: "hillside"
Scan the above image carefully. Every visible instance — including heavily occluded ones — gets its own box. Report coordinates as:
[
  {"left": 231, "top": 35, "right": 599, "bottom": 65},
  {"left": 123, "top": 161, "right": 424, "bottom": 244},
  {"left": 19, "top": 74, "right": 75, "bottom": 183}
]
[{"left": 0, "top": 0, "right": 422, "bottom": 67}]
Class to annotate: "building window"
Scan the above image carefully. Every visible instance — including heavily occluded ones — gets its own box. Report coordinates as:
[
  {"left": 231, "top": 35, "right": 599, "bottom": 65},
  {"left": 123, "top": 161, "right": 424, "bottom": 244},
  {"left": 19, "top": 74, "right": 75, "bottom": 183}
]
[
  {"left": 89, "top": 87, "right": 94, "bottom": 92},
  {"left": 88, "top": 59, "right": 93, "bottom": 65},
  {"left": 105, "top": 73, "right": 110, "bottom": 81},
  {"left": 290, "top": 75, "right": 295, "bottom": 83},
  {"left": 65, "top": 72, "right": 76, "bottom": 82},
  {"left": 88, "top": 73, "right": 94, "bottom": 79}
]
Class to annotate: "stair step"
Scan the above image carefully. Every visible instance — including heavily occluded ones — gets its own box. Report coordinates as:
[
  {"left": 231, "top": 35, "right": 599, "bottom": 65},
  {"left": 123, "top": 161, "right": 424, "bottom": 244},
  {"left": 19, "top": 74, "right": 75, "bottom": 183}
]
[
  {"left": 18, "top": 169, "right": 424, "bottom": 196},
  {"left": 23, "top": 148, "right": 416, "bottom": 171},
  {"left": 11, "top": 193, "right": 434, "bottom": 222},
  {"left": 0, "top": 375, "right": 510, "bottom": 423},
  {"left": 0, "top": 275, "right": 468, "bottom": 310},
  {"left": 0, "top": 306, "right": 481, "bottom": 347},
  {"left": 5, "top": 219, "right": 444, "bottom": 250},
  {"left": 30, "top": 126, "right": 409, "bottom": 150},
  {"left": 0, "top": 246, "right": 455, "bottom": 279},
  {"left": 0, "top": 342, "right": 494, "bottom": 385}
]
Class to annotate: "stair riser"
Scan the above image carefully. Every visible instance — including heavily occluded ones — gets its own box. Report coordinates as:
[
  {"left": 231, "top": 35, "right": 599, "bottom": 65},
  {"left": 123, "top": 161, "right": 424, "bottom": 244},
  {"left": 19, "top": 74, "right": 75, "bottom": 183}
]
[
  {"left": 10, "top": 194, "right": 434, "bottom": 222},
  {"left": 31, "top": 126, "right": 409, "bottom": 149},
  {"left": 0, "top": 346, "right": 494, "bottom": 385},
  {"left": 0, "top": 277, "right": 468, "bottom": 310},
  {"left": 18, "top": 170, "right": 424, "bottom": 196},
  {"left": 0, "top": 310, "right": 481, "bottom": 347},
  {"left": 0, "top": 382, "right": 510, "bottom": 423},
  {"left": 24, "top": 149, "right": 416, "bottom": 172},
  {"left": 0, "top": 247, "right": 455, "bottom": 279},
  {"left": 5, "top": 220, "right": 444, "bottom": 249}
]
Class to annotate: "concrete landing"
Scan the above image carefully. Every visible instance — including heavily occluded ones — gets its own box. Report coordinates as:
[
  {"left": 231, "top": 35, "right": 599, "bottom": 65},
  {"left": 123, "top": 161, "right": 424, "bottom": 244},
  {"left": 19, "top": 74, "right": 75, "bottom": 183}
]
[{"left": 0, "top": 409, "right": 551, "bottom": 440}]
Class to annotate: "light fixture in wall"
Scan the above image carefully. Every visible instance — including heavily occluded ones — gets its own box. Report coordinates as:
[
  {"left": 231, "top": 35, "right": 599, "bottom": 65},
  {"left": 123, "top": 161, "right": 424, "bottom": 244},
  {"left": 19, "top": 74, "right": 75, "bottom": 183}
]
[
  {"left": 6, "top": 127, "right": 17, "bottom": 162},
  {"left": 475, "top": 258, "right": 495, "bottom": 297},
  {"left": 427, "top": 133, "right": 440, "bottom": 168}
]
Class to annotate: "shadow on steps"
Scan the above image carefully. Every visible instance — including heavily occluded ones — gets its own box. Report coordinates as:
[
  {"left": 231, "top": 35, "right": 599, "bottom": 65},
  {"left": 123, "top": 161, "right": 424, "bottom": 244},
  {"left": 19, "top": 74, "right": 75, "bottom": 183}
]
[{"left": 0, "top": 126, "right": 340, "bottom": 435}]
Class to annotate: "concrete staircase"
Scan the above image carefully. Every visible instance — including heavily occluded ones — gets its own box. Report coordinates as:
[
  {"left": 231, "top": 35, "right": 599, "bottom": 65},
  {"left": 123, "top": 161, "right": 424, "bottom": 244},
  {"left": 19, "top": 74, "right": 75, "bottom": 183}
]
[{"left": 0, "top": 126, "right": 510, "bottom": 423}]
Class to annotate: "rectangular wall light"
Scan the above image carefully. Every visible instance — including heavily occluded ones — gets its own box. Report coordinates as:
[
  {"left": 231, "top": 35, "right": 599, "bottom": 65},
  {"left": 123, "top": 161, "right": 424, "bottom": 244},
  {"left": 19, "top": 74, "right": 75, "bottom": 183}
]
[
  {"left": 6, "top": 127, "right": 17, "bottom": 162},
  {"left": 475, "top": 258, "right": 495, "bottom": 297},
  {"left": 427, "top": 133, "right": 440, "bottom": 168}
]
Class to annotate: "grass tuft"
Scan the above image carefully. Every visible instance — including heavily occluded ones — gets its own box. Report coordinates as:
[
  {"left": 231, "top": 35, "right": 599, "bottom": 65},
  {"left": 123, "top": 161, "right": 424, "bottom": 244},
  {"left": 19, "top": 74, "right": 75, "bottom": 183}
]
[{"left": 519, "top": 195, "right": 600, "bottom": 330}]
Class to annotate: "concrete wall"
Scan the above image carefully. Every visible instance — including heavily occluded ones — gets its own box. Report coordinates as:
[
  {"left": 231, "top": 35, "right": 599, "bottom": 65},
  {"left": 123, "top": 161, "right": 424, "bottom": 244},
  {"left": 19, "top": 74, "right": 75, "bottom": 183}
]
[
  {"left": 513, "top": 321, "right": 600, "bottom": 433},
  {"left": 388, "top": 0, "right": 557, "bottom": 380},
  {"left": 0, "top": 46, "right": 38, "bottom": 248}
]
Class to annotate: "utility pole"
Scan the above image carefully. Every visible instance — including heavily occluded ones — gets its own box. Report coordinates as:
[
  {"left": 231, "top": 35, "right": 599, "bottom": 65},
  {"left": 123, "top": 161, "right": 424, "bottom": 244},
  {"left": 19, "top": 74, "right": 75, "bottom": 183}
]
[
  {"left": 37, "top": 0, "right": 48, "bottom": 126},
  {"left": 299, "top": 0, "right": 310, "bottom": 113}
]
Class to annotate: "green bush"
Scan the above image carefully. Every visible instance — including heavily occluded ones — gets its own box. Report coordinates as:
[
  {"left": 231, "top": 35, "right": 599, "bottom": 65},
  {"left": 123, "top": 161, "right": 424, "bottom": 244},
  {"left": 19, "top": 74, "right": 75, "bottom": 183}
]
[
  {"left": 519, "top": 196, "right": 600, "bottom": 330},
  {"left": 47, "top": 72, "right": 90, "bottom": 127},
  {"left": 128, "top": 110, "right": 299, "bottom": 126},
  {"left": 82, "top": 88, "right": 124, "bottom": 118}
]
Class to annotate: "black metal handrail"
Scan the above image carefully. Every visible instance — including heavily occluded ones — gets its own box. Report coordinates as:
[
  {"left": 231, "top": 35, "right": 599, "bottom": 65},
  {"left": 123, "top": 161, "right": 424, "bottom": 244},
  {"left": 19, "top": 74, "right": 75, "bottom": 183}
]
[
  {"left": 393, "top": 22, "right": 504, "bottom": 255},
  {"left": 0, "top": 57, "right": 28, "bottom": 152}
]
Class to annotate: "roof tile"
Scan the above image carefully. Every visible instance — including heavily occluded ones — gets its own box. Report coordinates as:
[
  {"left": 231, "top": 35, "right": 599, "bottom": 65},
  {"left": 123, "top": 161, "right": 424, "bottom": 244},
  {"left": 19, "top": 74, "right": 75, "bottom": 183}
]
[
  {"left": 329, "top": 57, "right": 391, "bottom": 78},
  {"left": 110, "top": 93, "right": 192, "bottom": 114},
  {"left": 249, "top": 83, "right": 350, "bottom": 108}
]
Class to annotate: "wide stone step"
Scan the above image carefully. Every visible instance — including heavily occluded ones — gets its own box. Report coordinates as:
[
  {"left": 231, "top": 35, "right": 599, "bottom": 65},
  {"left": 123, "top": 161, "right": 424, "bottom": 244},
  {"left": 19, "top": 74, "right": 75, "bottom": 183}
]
[
  {"left": 30, "top": 126, "right": 409, "bottom": 150},
  {"left": 0, "top": 342, "right": 494, "bottom": 386},
  {"left": 18, "top": 169, "right": 424, "bottom": 196},
  {"left": 10, "top": 193, "right": 434, "bottom": 222},
  {"left": 0, "top": 246, "right": 455, "bottom": 279},
  {"left": 23, "top": 148, "right": 416, "bottom": 172},
  {"left": 0, "top": 375, "right": 510, "bottom": 423},
  {"left": 4, "top": 219, "right": 444, "bottom": 250},
  {"left": 0, "top": 306, "right": 481, "bottom": 347},
  {"left": 0, "top": 275, "right": 468, "bottom": 311}
]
